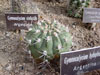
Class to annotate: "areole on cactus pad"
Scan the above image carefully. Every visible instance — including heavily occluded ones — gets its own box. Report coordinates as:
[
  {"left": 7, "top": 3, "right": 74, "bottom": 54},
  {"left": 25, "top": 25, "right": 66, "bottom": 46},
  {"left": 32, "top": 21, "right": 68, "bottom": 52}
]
[{"left": 25, "top": 20, "right": 72, "bottom": 62}]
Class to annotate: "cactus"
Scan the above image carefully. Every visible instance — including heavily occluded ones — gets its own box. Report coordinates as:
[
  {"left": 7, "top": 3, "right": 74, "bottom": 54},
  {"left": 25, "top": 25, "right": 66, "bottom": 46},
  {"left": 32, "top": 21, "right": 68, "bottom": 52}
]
[
  {"left": 26, "top": 20, "right": 72, "bottom": 62},
  {"left": 67, "top": 0, "right": 90, "bottom": 18}
]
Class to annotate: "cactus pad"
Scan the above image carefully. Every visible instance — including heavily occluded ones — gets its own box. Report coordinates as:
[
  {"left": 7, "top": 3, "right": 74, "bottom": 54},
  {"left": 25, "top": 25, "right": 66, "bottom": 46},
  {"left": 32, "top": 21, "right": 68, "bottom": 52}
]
[
  {"left": 67, "top": 0, "right": 90, "bottom": 18},
  {"left": 26, "top": 20, "right": 72, "bottom": 61}
]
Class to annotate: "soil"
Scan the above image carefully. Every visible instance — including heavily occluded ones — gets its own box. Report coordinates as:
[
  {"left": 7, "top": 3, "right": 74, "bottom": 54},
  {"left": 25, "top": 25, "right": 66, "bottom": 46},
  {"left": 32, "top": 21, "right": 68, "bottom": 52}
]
[{"left": 0, "top": 0, "right": 100, "bottom": 75}]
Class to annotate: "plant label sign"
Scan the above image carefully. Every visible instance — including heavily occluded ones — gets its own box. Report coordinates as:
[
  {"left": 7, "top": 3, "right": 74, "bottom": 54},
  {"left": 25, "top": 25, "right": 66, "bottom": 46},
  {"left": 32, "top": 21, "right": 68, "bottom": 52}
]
[
  {"left": 83, "top": 8, "right": 100, "bottom": 23},
  {"left": 5, "top": 13, "right": 38, "bottom": 30},
  {"left": 60, "top": 46, "right": 100, "bottom": 75}
]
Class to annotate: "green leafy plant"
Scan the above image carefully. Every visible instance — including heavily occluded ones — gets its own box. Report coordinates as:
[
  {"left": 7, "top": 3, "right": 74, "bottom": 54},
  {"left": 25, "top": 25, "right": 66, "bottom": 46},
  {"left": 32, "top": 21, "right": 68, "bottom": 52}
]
[
  {"left": 67, "top": 0, "right": 90, "bottom": 18},
  {"left": 25, "top": 20, "right": 72, "bottom": 62}
]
